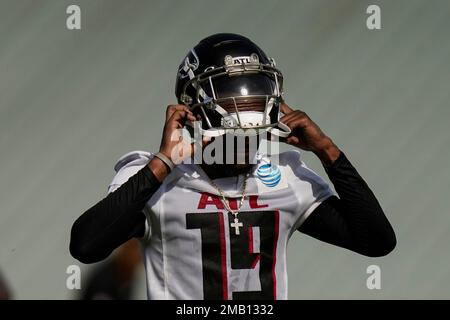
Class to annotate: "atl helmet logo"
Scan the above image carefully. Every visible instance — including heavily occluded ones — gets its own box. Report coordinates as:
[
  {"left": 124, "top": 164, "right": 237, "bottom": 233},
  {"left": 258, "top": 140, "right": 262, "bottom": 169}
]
[
  {"left": 232, "top": 57, "right": 251, "bottom": 64},
  {"left": 256, "top": 161, "right": 281, "bottom": 187},
  {"left": 225, "top": 53, "right": 259, "bottom": 66}
]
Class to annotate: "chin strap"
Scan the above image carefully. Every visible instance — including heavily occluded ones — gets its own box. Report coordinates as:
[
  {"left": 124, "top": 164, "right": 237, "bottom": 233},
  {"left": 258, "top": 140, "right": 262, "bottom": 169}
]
[{"left": 267, "top": 121, "right": 291, "bottom": 138}]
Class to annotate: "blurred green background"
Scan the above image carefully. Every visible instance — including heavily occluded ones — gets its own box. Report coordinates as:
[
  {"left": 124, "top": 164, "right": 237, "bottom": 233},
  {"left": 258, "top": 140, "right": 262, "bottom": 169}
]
[{"left": 0, "top": 0, "right": 449, "bottom": 299}]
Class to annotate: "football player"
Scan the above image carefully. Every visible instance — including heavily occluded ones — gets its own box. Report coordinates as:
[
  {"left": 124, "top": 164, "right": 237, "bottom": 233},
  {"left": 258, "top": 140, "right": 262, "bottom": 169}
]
[{"left": 70, "top": 33, "right": 396, "bottom": 300}]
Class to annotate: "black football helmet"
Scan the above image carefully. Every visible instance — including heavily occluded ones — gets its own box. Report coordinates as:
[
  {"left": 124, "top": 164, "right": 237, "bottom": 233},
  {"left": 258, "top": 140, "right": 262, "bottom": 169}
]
[{"left": 175, "top": 33, "right": 290, "bottom": 138}]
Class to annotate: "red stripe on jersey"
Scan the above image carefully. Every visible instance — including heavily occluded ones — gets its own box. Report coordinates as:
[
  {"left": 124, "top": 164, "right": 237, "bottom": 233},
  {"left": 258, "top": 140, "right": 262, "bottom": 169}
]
[
  {"left": 272, "top": 210, "right": 279, "bottom": 300},
  {"left": 218, "top": 212, "right": 228, "bottom": 300},
  {"left": 251, "top": 255, "right": 260, "bottom": 269},
  {"left": 248, "top": 227, "right": 260, "bottom": 269},
  {"left": 228, "top": 198, "right": 238, "bottom": 211},
  {"left": 249, "top": 195, "right": 269, "bottom": 209}
]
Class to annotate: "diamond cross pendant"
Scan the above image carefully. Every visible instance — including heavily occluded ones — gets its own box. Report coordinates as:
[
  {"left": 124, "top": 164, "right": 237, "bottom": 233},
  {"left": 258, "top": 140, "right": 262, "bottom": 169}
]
[{"left": 231, "top": 217, "right": 243, "bottom": 235}]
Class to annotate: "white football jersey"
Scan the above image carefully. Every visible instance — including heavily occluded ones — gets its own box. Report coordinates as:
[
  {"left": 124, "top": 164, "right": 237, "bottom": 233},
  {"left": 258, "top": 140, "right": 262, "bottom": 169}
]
[{"left": 108, "top": 150, "right": 334, "bottom": 300}]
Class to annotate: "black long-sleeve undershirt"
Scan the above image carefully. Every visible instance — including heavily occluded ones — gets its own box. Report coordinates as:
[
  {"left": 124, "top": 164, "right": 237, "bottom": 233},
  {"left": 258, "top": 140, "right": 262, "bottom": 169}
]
[
  {"left": 70, "top": 165, "right": 160, "bottom": 263},
  {"left": 298, "top": 153, "right": 396, "bottom": 257},
  {"left": 70, "top": 152, "right": 396, "bottom": 264}
]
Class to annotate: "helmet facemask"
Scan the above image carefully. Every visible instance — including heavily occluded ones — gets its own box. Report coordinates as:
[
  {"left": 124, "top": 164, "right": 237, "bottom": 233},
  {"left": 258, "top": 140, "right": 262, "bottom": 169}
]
[{"left": 180, "top": 55, "right": 291, "bottom": 139}]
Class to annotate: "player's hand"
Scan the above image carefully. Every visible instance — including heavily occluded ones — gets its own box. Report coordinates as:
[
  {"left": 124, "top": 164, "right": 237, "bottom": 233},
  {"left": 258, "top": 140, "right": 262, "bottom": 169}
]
[
  {"left": 279, "top": 103, "right": 341, "bottom": 165},
  {"left": 159, "top": 104, "right": 197, "bottom": 165}
]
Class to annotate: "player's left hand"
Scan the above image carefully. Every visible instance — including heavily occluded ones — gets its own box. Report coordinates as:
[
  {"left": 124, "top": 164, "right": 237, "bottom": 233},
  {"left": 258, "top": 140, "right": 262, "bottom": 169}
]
[{"left": 279, "top": 103, "right": 341, "bottom": 165}]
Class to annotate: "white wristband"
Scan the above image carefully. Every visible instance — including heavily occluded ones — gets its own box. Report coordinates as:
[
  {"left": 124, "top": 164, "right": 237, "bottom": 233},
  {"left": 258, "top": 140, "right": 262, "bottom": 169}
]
[{"left": 154, "top": 152, "right": 175, "bottom": 172}]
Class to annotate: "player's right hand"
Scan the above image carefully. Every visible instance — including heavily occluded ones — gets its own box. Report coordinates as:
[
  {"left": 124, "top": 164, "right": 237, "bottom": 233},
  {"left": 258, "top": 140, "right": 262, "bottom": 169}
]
[{"left": 159, "top": 104, "right": 197, "bottom": 165}]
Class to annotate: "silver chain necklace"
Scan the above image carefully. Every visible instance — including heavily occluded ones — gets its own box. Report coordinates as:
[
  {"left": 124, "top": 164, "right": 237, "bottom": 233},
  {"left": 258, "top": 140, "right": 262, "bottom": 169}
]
[{"left": 208, "top": 174, "right": 249, "bottom": 235}]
